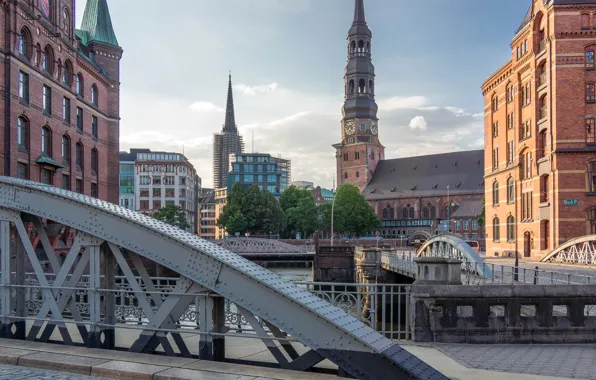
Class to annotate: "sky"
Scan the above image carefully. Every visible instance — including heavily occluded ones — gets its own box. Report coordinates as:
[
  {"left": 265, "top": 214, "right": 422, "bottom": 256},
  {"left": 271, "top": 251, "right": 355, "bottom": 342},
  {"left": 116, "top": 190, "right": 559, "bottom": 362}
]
[{"left": 76, "top": 0, "right": 530, "bottom": 189}]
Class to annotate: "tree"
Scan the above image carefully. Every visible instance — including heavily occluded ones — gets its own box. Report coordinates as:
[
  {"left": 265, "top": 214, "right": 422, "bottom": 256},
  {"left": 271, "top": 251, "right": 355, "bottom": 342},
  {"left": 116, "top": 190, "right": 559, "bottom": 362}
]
[
  {"left": 280, "top": 185, "right": 318, "bottom": 238},
  {"left": 225, "top": 211, "right": 247, "bottom": 235},
  {"left": 323, "top": 184, "right": 381, "bottom": 237},
  {"left": 478, "top": 197, "right": 486, "bottom": 227},
  {"left": 217, "top": 182, "right": 246, "bottom": 229},
  {"left": 153, "top": 204, "right": 190, "bottom": 229}
]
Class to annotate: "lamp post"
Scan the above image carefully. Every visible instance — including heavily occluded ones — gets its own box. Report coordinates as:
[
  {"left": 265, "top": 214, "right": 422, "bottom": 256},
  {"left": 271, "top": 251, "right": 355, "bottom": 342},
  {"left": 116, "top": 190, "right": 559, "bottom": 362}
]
[{"left": 447, "top": 185, "right": 450, "bottom": 234}]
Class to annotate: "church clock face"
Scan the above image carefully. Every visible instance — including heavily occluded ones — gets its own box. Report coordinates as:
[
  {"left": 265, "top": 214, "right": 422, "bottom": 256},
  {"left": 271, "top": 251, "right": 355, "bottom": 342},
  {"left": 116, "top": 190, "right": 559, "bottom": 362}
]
[
  {"left": 345, "top": 120, "right": 356, "bottom": 135},
  {"left": 370, "top": 124, "right": 378, "bottom": 135}
]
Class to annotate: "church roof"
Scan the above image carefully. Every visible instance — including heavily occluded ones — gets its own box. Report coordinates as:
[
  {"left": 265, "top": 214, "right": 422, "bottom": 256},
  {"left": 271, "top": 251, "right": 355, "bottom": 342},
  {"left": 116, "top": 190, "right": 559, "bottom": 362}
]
[
  {"left": 363, "top": 150, "right": 485, "bottom": 200},
  {"left": 79, "top": 0, "right": 119, "bottom": 47},
  {"left": 451, "top": 198, "right": 484, "bottom": 218},
  {"left": 222, "top": 73, "right": 237, "bottom": 134}
]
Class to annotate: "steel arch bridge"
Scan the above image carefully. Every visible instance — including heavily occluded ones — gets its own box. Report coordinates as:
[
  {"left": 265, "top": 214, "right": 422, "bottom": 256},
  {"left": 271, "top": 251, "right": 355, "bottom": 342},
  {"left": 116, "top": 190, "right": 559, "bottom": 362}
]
[
  {"left": 0, "top": 178, "right": 447, "bottom": 380},
  {"left": 541, "top": 235, "right": 596, "bottom": 264},
  {"left": 214, "top": 238, "right": 312, "bottom": 255},
  {"left": 417, "top": 235, "right": 493, "bottom": 279}
]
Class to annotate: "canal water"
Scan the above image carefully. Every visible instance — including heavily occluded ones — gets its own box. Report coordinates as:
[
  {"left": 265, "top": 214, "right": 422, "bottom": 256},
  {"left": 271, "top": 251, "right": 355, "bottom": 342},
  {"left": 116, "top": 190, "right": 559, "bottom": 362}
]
[{"left": 269, "top": 267, "right": 312, "bottom": 282}]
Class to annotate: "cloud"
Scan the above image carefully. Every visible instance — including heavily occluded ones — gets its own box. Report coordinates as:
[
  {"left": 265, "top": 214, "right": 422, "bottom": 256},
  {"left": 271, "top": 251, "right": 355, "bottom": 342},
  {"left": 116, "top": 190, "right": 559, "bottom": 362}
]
[
  {"left": 378, "top": 96, "right": 428, "bottom": 111},
  {"left": 189, "top": 101, "right": 224, "bottom": 113},
  {"left": 409, "top": 116, "right": 428, "bottom": 131},
  {"left": 234, "top": 82, "right": 279, "bottom": 96}
]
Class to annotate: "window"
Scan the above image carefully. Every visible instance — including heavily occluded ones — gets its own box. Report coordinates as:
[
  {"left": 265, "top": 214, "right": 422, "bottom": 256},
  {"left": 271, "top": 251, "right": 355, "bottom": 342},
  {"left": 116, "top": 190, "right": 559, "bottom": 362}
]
[
  {"left": 588, "top": 162, "right": 596, "bottom": 193},
  {"left": 18, "top": 71, "right": 29, "bottom": 104},
  {"left": 18, "top": 28, "right": 31, "bottom": 59},
  {"left": 430, "top": 206, "right": 436, "bottom": 219},
  {"left": 491, "top": 96, "right": 498, "bottom": 112},
  {"left": 91, "top": 149, "right": 98, "bottom": 175},
  {"left": 455, "top": 220, "right": 461, "bottom": 231},
  {"left": 492, "top": 181, "right": 499, "bottom": 205},
  {"left": 507, "top": 140, "right": 514, "bottom": 165},
  {"left": 267, "top": 175, "right": 276, "bottom": 182},
  {"left": 507, "top": 177, "right": 515, "bottom": 203},
  {"left": 17, "top": 117, "right": 27, "bottom": 149},
  {"left": 522, "top": 192, "right": 533, "bottom": 221},
  {"left": 541, "top": 175, "right": 549, "bottom": 203},
  {"left": 344, "top": 172, "right": 347, "bottom": 179},
  {"left": 464, "top": 220, "right": 470, "bottom": 230},
  {"left": 355, "top": 151, "right": 360, "bottom": 160},
  {"left": 525, "top": 83, "right": 531, "bottom": 105},
  {"left": 402, "top": 207, "right": 408, "bottom": 219},
  {"left": 42, "top": 46, "right": 54, "bottom": 73},
  {"left": 17, "top": 162, "right": 28, "bottom": 180},
  {"left": 423, "top": 207, "right": 429, "bottom": 218},
  {"left": 90, "top": 183, "right": 97, "bottom": 198},
  {"left": 76, "top": 179, "right": 83, "bottom": 194},
  {"left": 91, "top": 84, "right": 98, "bottom": 106},
  {"left": 76, "top": 142, "right": 83, "bottom": 171},
  {"left": 40, "top": 168, "right": 52, "bottom": 185},
  {"left": 153, "top": 188, "right": 161, "bottom": 197},
  {"left": 582, "top": 13, "right": 591, "bottom": 29},
  {"left": 493, "top": 217, "right": 500, "bottom": 241},
  {"left": 409, "top": 206, "right": 414, "bottom": 219},
  {"left": 589, "top": 209, "right": 596, "bottom": 234},
  {"left": 507, "top": 112, "right": 514, "bottom": 129},
  {"left": 343, "top": 153, "right": 348, "bottom": 161},
  {"left": 360, "top": 122, "right": 366, "bottom": 131},
  {"left": 41, "top": 126, "right": 51, "bottom": 156},
  {"left": 42, "top": 85, "right": 51, "bottom": 114},
  {"left": 492, "top": 121, "right": 498, "bottom": 137},
  {"left": 472, "top": 220, "right": 478, "bottom": 231},
  {"left": 62, "top": 97, "right": 70, "bottom": 123},
  {"left": 164, "top": 176, "right": 175, "bottom": 185},
  {"left": 76, "top": 107, "right": 83, "bottom": 131},
  {"left": 62, "top": 60, "right": 72, "bottom": 86},
  {"left": 76, "top": 73, "right": 83, "bottom": 96},
  {"left": 62, "top": 7, "right": 70, "bottom": 37},
  {"left": 140, "top": 200, "right": 149, "bottom": 210},
  {"left": 520, "top": 119, "right": 531, "bottom": 140},
  {"left": 521, "top": 151, "right": 532, "bottom": 179},
  {"left": 587, "top": 84, "right": 596, "bottom": 103},
  {"left": 588, "top": 118, "right": 596, "bottom": 145},
  {"left": 356, "top": 171, "right": 360, "bottom": 178},
  {"left": 506, "top": 86, "right": 513, "bottom": 103},
  {"left": 62, "top": 174, "right": 70, "bottom": 190},
  {"left": 492, "top": 148, "right": 499, "bottom": 170},
  {"left": 244, "top": 174, "right": 254, "bottom": 182},
  {"left": 507, "top": 216, "right": 515, "bottom": 242},
  {"left": 61, "top": 135, "right": 70, "bottom": 163},
  {"left": 92, "top": 116, "right": 98, "bottom": 139},
  {"left": 586, "top": 51, "right": 595, "bottom": 70},
  {"left": 152, "top": 176, "right": 161, "bottom": 185},
  {"left": 521, "top": 85, "right": 525, "bottom": 105},
  {"left": 139, "top": 176, "right": 150, "bottom": 185}
]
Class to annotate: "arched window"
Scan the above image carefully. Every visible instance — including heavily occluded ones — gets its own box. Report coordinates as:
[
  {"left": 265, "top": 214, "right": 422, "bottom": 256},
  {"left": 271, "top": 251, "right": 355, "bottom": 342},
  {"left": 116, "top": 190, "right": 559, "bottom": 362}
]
[
  {"left": 350, "top": 40, "right": 356, "bottom": 53},
  {"left": 18, "top": 27, "right": 32, "bottom": 59},
  {"left": 358, "top": 79, "right": 366, "bottom": 93},
  {"left": 90, "top": 84, "right": 98, "bottom": 106},
  {"left": 507, "top": 216, "right": 515, "bottom": 242},
  {"left": 76, "top": 142, "right": 84, "bottom": 171},
  {"left": 348, "top": 79, "right": 354, "bottom": 94},
  {"left": 38, "top": 0, "right": 54, "bottom": 20},
  {"left": 63, "top": 60, "right": 73, "bottom": 86},
  {"left": 366, "top": 41, "right": 370, "bottom": 53},
  {"left": 582, "top": 13, "right": 590, "bottom": 29},
  {"left": 358, "top": 40, "right": 364, "bottom": 52},
  {"left": 61, "top": 135, "right": 70, "bottom": 163},
  {"left": 388, "top": 206, "right": 394, "bottom": 219},
  {"left": 91, "top": 148, "right": 98, "bottom": 175},
  {"left": 402, "top": 207, "right": 408, "bottom": 219},
  {"left": 507, "top": 177, "right": 515, "bottom": 203},
  {"left": 356, "top": 171, "right": 359, "bottom": 178},
  {"left": 492, "top": 181, "right": 499, "bottom": 205},
  {"left": 41, "top": 126, "right": 51, "bottom": 156},
  {"left": 34, "top": 43, "right": 41, "bottom": 66},
  {"left": 423, "top": 207, "right": 429, "bottom": 218},
  {"left": 76, "top": 73, "right": 84, "bottom": 96},
  {"left": 430, "top": 206, "right": 436, "bottom": 219},
  {"left": 493, "top": 217, "right": 500, "bottom": 241},
  {"left": 62, "top": 7, "right": 70, "bottom": 37},
  {"left": 369, "top": 80, "right": 373, "bottom": 95},
  {"left": 408, "top": 205, "right": 414, "bottom": 219},
  {"left": 383, "top": 207, "right": 388, "bottom": 219},
  {"left": 42, "top": 45, "right": 54, "bottom": 74},
  {"left": 17, "top": 117, "right": 28, "bottom": 148},
  {"left": 343, "top": 172, "right": 347, "bottom": 179}
]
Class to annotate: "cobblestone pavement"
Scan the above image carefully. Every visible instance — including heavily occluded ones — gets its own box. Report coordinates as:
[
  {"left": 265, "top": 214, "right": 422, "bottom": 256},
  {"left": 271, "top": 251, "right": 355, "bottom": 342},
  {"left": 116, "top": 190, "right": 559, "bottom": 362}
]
[
  {"left": 436, "top": 344, "right": 596, "bottom": 379},
  {"left": 0, "top": 364, "right": 109, "bottom": 380}
]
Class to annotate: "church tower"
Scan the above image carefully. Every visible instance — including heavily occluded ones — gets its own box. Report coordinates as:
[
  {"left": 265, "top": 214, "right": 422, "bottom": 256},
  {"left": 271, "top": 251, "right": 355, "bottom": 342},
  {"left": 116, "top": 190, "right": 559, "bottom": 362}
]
[{"left": 333, "top": 0, "right": 384, "bottom": 192}]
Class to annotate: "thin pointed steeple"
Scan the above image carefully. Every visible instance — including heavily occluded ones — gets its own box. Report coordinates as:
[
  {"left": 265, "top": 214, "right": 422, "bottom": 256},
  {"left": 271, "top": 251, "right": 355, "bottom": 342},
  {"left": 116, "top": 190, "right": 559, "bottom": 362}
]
[
  {"left": 80, "top": 0, "right": 119, "bottom": 47},
  {"left": 353, "top": 0, "right": 366, "bottom": 25},
  {"left": 223, "top": 72, "right": 237, "bottom": 133}
]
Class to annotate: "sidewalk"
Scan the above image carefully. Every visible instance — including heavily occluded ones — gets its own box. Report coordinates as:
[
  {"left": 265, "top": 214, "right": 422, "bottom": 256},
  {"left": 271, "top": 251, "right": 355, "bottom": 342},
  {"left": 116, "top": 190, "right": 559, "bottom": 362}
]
[{"left": 0, "top": 338, "right": 338, "bottom": 380}]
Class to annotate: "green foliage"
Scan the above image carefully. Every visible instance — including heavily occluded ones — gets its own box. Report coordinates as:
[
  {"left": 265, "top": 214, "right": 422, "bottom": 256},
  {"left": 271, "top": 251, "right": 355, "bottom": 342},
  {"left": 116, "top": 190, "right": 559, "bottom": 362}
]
[
  {"left": 478, "top": 197, "right": 486, "bottom": 227},
  {"left": 153, "top": 204, "right": 190, "bottom": 229},
  {"left": 280, "top": 185, "right": 319, "bottom": 238},
  {"left": 218, "top": 183, "right": 285, "bottom": 235},
  {"left": 323, "top": 184, "right": 381, "bottom": 237}
]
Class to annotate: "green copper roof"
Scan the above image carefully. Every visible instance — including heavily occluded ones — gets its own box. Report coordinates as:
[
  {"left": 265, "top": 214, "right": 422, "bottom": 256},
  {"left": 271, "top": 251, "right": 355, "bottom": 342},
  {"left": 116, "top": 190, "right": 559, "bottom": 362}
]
[
  {"left": 36, "top": 155, "right": 66, "bottom": 169},
  {"left": 79, "top": 0, "right": 119, "bottom": 47}
]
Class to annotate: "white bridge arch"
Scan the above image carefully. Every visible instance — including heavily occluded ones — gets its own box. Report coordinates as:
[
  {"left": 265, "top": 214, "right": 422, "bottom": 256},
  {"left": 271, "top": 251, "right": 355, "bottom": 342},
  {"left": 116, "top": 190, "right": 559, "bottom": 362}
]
[
  {"left": 541, "top": 235, "right": 596, "bottom": 264},
  {"left": 0, "top": 178, "right": 447, "bottom": 380}
]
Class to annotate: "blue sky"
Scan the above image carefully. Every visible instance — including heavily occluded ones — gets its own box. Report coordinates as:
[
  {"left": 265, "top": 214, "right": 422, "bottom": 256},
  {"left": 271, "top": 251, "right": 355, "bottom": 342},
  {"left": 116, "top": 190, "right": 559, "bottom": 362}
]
[{"left": 76, "top": 0, "right": 530, "bottom": 189}]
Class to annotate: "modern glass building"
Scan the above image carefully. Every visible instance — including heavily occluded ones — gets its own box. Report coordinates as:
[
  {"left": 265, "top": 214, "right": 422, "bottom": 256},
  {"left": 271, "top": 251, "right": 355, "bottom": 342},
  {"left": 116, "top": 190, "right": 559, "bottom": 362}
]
[
  {"left": 118, "top": 150, "right": 139, "bottom": 210},
  {"left": 227, "top": 153, "right": 291, "bottom": 197}
]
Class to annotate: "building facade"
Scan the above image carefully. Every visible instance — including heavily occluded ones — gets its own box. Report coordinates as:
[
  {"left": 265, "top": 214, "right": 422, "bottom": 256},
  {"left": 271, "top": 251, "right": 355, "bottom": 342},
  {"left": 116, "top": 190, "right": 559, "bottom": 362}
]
[
  {"left": 227, "top": 153, "right": 291, "bottom": 197},
  {"left": 0, "top": 0, "right": 122, "bottom": 202},
  {"left": 482, "top": 0, "right": 596, "bottom": 259},
  {"left": 214, "top": 187, "right": 227, "bottom": 239},
  {"left": 198, "top": 188, "right": 215, "bottom": 240},
  {"left": 132, "top": 150, "right": 200, "bottom": 233},
  {"left": 333, "top": 0, "right": 385, "bottom": 192},
  {"left": 118, "top": 150, "right": 138, "bottom": 210},
  {"left": 213, "top": 74, "right": 244, "bottom": 189},
  {"left": 363, "top": 151, "right": 485, "bottom": 244},
  {"left": 291, "top": 180, "right": 314, "bottom": 190},
  {"left": 310, "top": 186, "right": 335, "bottom": 206}
]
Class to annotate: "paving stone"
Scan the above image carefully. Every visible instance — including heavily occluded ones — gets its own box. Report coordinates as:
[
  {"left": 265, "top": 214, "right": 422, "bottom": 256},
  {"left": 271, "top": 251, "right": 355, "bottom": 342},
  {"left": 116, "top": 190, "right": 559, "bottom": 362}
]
[
  {"left": 91, "top": 360, "right": 171, "bottom": 380},
  {"left": 154, "top": 368, "right": 259, "bottom": 380},
  {"left": 0, "top": 346, "right": 37, "bottom": 365},
  {"left": 19, "top": 352, "right": 109, "bottom": 376},
  {"left": 0, "top": 363, "right": 110, "bottom": 379}
]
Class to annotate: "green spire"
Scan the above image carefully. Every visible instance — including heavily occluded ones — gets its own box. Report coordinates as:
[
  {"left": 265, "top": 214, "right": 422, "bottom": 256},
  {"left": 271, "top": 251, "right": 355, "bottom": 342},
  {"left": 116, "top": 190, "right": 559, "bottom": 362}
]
[{"left": 80, "top": 0, "right": 119, "bottom": 47}]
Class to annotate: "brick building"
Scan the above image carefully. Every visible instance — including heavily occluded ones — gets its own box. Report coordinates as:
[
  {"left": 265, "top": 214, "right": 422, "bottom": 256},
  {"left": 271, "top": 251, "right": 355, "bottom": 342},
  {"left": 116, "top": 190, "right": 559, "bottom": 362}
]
[
  {"left": 363, "top": 151, "right": 485, "bottom": 244},
  {"left": 0, "top": 0, "right": 122, "bottom": 203},
  {"left": 482, "top": 0, "right": 596, "bottom": 259}
]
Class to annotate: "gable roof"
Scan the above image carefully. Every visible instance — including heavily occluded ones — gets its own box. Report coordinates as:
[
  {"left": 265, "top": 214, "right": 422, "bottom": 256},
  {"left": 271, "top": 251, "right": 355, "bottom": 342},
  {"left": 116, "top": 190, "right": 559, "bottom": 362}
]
[
  {"left": 363, "top": 150, "right": 485, "bottom": 200},
  {"left": 451, "top": 198, "right": 484, "bottom": 218}
]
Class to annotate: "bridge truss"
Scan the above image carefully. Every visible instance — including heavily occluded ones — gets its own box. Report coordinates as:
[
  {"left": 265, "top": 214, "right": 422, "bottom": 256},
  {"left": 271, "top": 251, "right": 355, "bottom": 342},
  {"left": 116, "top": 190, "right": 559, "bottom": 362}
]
[
  {"left": 0, "top": 178, "right": 447, "bottom": 380},
  {"left": 214, "top": 238, "right": 312, "bottom": 255},
  {"left": 541, "top": 235, "right": 596, "bottom": 265}
]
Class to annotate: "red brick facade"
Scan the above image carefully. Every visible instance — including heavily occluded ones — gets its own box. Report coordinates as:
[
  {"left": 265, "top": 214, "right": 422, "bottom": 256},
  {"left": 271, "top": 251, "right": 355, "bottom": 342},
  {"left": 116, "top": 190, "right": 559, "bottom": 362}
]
[
  {"left": 0, "top": 0, "right": 121, "bottom": 203},
  {"left": 482, "top": 0, "right": 596, "bottom": 259}
]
